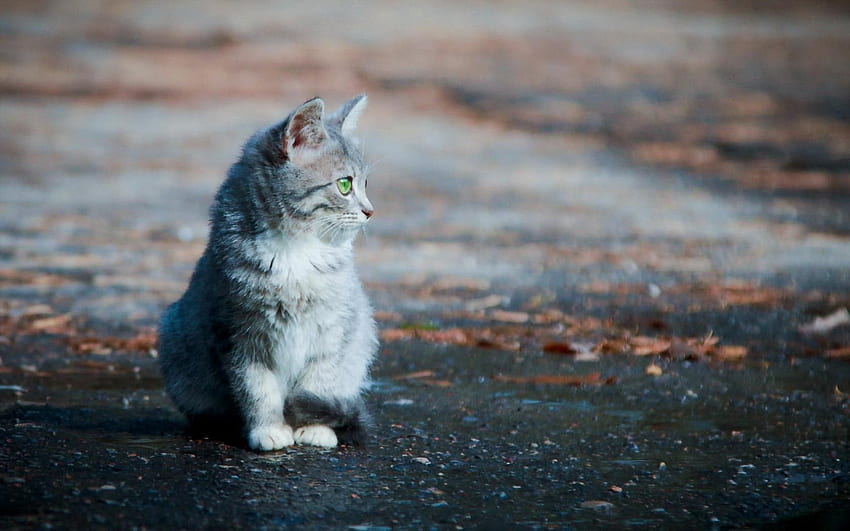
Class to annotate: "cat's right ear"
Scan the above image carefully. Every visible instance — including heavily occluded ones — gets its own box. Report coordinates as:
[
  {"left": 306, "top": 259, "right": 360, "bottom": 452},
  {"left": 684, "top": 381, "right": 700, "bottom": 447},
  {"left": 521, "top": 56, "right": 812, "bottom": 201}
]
[
  {"left": 329, "top": 94, "right": 368, "bottom": 137},
  {"left": 282, "top": 97, "right": 327, "bottom": 162}
]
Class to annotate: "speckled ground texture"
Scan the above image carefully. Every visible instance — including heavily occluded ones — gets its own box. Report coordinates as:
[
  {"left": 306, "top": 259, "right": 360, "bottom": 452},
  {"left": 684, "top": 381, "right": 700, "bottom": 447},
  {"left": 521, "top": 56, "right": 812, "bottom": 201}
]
[{"left": 2, "top": 1, "right": 850, "bottom": 529}]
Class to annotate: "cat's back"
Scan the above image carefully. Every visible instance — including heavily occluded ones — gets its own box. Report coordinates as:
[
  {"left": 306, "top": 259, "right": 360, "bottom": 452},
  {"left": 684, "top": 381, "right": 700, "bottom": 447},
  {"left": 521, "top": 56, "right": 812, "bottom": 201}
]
[{"left": 157, "top": 249, "right": 227, "bottom": 364}]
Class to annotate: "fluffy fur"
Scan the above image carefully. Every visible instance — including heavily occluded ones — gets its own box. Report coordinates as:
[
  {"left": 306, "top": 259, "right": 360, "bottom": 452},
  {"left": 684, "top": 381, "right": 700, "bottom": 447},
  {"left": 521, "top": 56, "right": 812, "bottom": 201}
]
[{"left": 158, "top": 95, "right": 377, "bottom": 451}]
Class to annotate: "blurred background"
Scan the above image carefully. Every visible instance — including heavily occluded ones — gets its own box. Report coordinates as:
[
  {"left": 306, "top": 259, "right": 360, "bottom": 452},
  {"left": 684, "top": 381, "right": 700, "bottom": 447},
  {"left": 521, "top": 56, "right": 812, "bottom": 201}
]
[
  {"left": 2, "top": 2, "right": 850, "bottom": 527},
  {"left": 1, "top": 0, "right": 849, "bottom": 363}
]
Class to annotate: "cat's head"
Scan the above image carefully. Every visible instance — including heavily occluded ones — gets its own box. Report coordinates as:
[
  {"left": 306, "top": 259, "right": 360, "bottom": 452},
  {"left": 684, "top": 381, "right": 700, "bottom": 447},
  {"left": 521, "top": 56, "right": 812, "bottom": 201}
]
[{"left": 248, "top": 94, "right": 373, "bottom": 244}]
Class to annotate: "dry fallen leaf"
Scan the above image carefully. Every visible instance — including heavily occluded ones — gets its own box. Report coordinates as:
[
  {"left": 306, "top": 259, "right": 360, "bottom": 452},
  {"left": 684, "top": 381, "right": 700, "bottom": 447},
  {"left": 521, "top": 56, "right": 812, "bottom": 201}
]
[
  {"left": 380, "top": 328, "right": 413, "bottom": 342},
  {"left": 542, "top": 341, "right": 576, "bottom": 355},
  {"left": 392, "top": 370, "right": 436, "bottom": 381},
  {"left": 68, "top": 330, "right": 158, "bottom": 355},
  {"left": 825, "top": 346, "right": 850, "bottom": 359},
  {"left": 28, "top": 314, "right": 72, "bottom": 332},
  {"left": 713, "top": 345, "right": 748, "bottom": 361},
  {"left": 531, "top": 308, "right": 566, "bottom": 324},
  {"left": 380, "top": 327, "right": 468, "bottom": 345},
  {"left": 629, "top": 336, "right": 672, "bottom": 356},
  {"left": 420, "top": 379, "right": 453, "bottom": 388},
  {"left": 71, "top": 339, "right": 114, "bottom": 356},
  {"left": 594, "top": 338, "right": 629, "bottom": 354},
  {"left": 20, "top": 304, "right": 55, "bottom": 317},
  {"left": 464, "top": 294, "right": 504, "bottom": 311},
  {"left": 714, "top": 282, "right": 787, "bottom": 306},
  {"left": 489, "top": 310, "right": 530, "bottom": 324},
  {"left": 419, "top": 328, "right": 469, "bottom": 344},
  {"left": 374, "top": 311, "right": 402, "bottom": 321}
]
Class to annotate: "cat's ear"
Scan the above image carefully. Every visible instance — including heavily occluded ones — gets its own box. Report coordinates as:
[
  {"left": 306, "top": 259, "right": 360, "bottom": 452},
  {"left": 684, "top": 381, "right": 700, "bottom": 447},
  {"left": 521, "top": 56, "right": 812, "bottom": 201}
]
[
  {"left": 329, "top": 94, "right": 368, "bottom": 137},
  {"left": 283, "top": 97, "right": 327, "bottom": 160}
]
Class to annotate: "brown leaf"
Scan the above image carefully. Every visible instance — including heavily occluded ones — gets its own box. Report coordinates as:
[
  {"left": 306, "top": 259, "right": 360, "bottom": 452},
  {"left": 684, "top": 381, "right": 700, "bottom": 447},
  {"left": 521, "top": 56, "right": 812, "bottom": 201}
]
[
  {"left": 71, "top": 339, "right": 114, "bottom": 356},
  {"left": 531, "top": 308, "right": 566, "bottom": 324},
  {"left": 715, "top": 282, "right": 787, "bottom": 306},
  {"left": 380, "top": 328, "right": 414, "bottom": 342},
  {"left": 712, "top": 345, "right": 748, "bottom": 360},
  {"left": 123, "top": 332, "right": 157, "bottom": 352},
  {"left": 374, "top": 311, "right": 402, "bottom": 322},
  {"left": 594, "top": 338, "right": 628, "bottom": 354},
  {"left": 28, "top": 314, "right": 72, "bottom": 332},
  {"left": 542, "top": 341, "right": 577, "bottom": 355},
  {"left": 629, "top": 336, "right": 671, "bottom": 356},
  {"left": 464, "top": 294, "right": 504, "bottom": 311},
  {"left": 68, "top": 330, "right": 158, "bottom": 355},
  {"left": 825, "top": 346, "right": 850, "bottom": 359},
  {"left": 0, "top": 269, "right": 68, "bottom": 288},
  {"left": 475, "top": 337, "right": 521, "bottom": 351},
  {"left": 392, "top": 370, "right": 436, "bottom": 380},
  {"left": 489, "top": 310, "right": 530, "bottom": 324},
  {"left": 418, "top": 328, "right": 468, "bottom": 344},
  {"left": 20, "top": 304, "right": 55, "bottom": 317},
  {"left": 421, "top": 379, "right": 453, "bottom": 388}
]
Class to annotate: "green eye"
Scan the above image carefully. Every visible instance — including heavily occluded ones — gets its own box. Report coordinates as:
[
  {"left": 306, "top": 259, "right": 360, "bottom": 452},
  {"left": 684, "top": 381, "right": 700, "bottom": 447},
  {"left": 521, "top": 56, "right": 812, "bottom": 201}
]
[{"left": 336, "top": 176, "right": 353, "bottom": 195}]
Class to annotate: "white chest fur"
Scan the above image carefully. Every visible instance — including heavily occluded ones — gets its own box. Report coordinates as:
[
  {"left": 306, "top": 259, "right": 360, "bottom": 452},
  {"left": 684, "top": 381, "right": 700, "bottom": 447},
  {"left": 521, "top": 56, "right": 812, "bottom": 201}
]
[{"left": 246, "top": 232, "right": 357, "bottom": 386}]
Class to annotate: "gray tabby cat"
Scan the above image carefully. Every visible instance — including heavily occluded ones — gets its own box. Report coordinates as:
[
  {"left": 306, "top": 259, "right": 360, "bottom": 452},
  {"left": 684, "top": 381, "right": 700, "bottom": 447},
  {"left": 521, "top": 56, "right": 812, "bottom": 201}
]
[{"left": 158, "top": 95, "right": 377, "bottom": 451}]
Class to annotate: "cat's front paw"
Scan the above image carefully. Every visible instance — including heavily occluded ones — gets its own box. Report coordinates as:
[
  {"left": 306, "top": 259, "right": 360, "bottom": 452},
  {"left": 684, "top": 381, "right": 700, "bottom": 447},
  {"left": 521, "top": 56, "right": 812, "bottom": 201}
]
[
  {"left": 294, "top": 425, "right": 338, "bottom": 447},
  {"left": 248, "top": 424, "right": 294, "bottom": 451}
]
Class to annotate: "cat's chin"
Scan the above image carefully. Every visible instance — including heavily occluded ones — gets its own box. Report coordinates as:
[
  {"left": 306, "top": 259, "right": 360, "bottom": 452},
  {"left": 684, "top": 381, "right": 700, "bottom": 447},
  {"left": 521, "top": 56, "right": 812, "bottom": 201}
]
[{"left": 315, "top": 226, "right": 363, "bottom": 246}]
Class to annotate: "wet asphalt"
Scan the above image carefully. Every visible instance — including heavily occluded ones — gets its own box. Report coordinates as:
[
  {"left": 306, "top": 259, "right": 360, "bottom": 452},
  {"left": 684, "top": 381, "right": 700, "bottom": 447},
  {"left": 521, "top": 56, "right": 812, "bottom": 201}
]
[{"left": 2, "top": 344, "right": 849, "bottom": 529}]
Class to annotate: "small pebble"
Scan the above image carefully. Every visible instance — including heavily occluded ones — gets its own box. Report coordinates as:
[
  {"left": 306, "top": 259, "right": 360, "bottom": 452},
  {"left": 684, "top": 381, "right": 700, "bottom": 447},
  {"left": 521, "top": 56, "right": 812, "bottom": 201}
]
[{"left": 645, "top": 364, "right": 663, "bottom": 376}]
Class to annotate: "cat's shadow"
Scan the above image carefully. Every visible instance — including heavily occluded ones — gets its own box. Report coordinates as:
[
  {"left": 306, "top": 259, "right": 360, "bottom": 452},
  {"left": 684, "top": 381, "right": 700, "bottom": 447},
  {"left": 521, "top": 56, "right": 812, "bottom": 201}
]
[
  {"left": 1, "top": 402, "right": 252, "bottom": 448},
  {"left": 2, "top": 403, "right": 185, "bottom": 438}
]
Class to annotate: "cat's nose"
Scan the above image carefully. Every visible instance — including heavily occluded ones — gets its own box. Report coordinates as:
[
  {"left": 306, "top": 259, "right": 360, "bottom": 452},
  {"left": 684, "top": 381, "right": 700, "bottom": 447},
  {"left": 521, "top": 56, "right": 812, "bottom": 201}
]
[{"left": 361, "top": 208, "right": 374, "bottom": 219}]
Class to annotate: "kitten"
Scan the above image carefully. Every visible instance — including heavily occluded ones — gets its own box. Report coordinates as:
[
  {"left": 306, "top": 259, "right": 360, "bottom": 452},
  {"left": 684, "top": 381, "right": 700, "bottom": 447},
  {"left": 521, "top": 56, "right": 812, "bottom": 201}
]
[{"left": 157, "top": 95, "right": 377, "bottom": 451}]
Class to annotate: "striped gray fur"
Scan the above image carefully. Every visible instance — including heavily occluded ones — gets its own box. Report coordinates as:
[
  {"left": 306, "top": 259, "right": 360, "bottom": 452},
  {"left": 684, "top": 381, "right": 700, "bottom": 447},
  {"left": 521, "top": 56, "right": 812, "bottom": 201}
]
[{"left": 158, "top": 95, "right": 377, "bottom": 451}]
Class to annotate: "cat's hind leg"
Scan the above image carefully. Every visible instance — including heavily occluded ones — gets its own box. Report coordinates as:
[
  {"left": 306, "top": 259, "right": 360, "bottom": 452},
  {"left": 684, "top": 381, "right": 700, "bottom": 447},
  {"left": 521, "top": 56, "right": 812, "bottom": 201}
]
[
  {"left": 285, "top": 393, "right": 372, "bottom": 446},
  {"left": 293, "top": 425, "right": 337, "bottom": 447}
]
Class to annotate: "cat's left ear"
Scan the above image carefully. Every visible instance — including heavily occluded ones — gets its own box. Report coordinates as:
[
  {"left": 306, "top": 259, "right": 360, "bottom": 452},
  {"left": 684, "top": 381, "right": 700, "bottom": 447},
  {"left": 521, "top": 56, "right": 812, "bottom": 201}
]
[
  {"left": 283, "top": 97, "right": 327, "bottom": 161},
  {"left": 329, "top": 94, "right": 368, "bottom": 137}
]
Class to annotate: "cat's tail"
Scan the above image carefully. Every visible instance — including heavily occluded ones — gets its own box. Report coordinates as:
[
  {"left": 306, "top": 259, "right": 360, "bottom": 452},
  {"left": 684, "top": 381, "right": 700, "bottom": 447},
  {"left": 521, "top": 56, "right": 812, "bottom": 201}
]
[{"left": 284, "top": 393, "right": 373, "bottom": 446}]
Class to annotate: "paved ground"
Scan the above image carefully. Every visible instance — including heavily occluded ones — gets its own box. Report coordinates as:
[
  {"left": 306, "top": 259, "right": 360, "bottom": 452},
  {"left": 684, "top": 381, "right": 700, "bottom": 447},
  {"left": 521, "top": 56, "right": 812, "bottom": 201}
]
[{"left": 1, "top": 1, "right": 850, "bottom": 528}]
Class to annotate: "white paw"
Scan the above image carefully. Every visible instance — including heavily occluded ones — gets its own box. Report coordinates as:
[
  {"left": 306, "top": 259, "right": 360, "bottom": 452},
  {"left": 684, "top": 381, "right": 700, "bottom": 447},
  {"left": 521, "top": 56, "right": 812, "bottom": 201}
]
[
  {"left": 248, "top": 424, "right": 294, "bottom": 451},
  {"left": 294, "top": 425, "right": 338, "bottom": 447}
]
